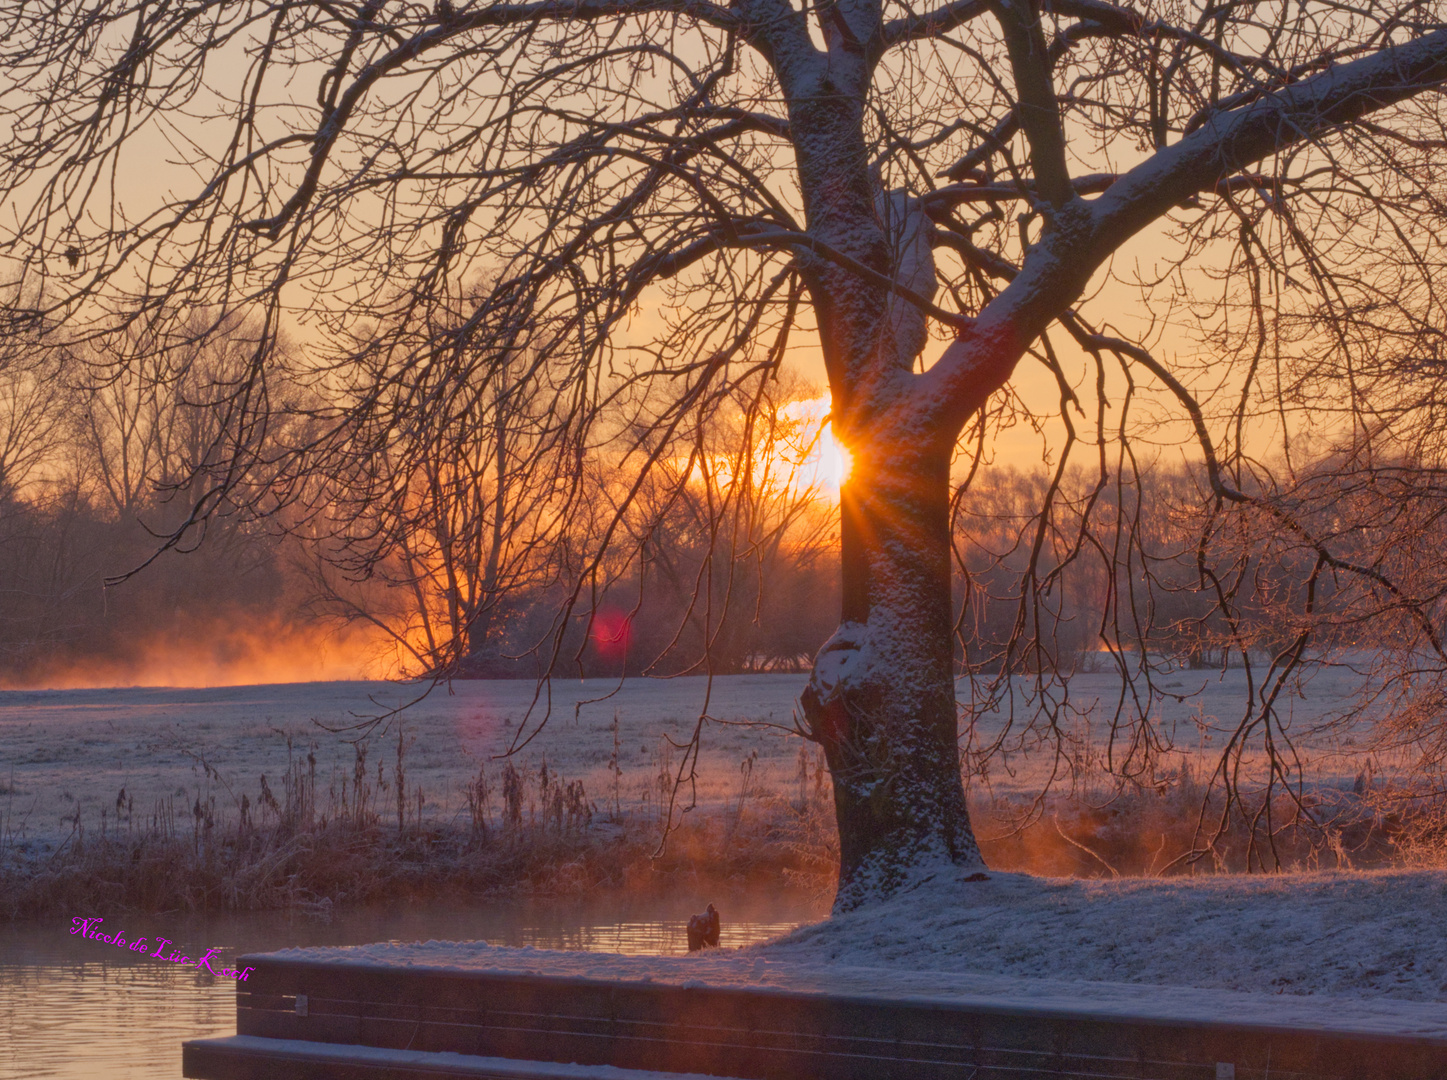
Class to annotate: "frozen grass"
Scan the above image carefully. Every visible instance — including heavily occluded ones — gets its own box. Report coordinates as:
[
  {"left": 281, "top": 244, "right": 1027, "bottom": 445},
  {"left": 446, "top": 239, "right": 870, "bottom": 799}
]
[
  {"left": 0, "top": 667, "right": 1395, "bottom": 853},
  {"left": 2, "top": 673, "right": 1442, "bottom": 920},
  {"left": 0, "top": 738, "right": 840, "bottom": 920},
  {"left": 5, "top": 733, "right": 1440, "bottom": 920},
  {"left": 971, "top": 768, "right": 1428, "bottom": 878},
  {"left": 0, "top": 677, "right": 816, "bottom": 850}
]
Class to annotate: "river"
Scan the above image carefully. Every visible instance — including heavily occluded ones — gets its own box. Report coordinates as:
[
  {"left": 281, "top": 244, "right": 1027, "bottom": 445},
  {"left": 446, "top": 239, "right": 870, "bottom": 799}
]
[{"left": 0, "top": 888, "right": 825, "bottom": 1079}]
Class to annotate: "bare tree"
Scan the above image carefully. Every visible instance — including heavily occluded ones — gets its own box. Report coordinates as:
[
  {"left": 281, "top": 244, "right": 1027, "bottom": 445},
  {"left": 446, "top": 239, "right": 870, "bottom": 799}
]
[
  {"left": 0, "top": 305, "right": 306, "bottom": 678},
  {"left": 295, "top": 291, "right": 581, "bottom": 676},
  {"left": 0, "top": 294, "right": 79, "bottom": 662},
  {"left": 63, "top": 310, "right": 272, "bottom": 529},
  {"left": 0, "top": 349, "right": 68, "bottom": 506},
  {"left": 6, "top": 0, "right": 1447, "bottom": 906},
  {"left": 601, "top": 373, "right": 840, "bottom": 676}
]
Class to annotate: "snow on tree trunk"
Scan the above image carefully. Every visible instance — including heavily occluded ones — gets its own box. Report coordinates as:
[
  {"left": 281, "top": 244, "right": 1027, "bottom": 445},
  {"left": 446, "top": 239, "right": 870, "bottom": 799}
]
[
  {"left": 793, "top": 163, "right": 986, "bottom": 908},
  {"left": 802, "top": 433, "right": 985, "bottom": 911}
]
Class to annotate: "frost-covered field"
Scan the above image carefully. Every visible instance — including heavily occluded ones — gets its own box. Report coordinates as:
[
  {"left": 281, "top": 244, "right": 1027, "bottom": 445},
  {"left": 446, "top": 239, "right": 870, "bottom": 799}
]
[
  {"left": 0, "top": 676, "right": 814, "bottom": 849},
  {"left": 0, "top": 665, "right": 1383, "bottom": 849},
  {"left": 3, "top": 669, "right": 1441, "bottom": 1030}
]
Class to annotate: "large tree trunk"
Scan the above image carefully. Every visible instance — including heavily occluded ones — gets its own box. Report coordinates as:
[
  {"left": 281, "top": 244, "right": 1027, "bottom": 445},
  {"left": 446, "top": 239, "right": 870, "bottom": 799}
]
[
  {"left": 781, "top": 46, "right": 987, "bottom": 910},
  {"left": 801, "top": 428, "right": 985, "bottom": 911}
]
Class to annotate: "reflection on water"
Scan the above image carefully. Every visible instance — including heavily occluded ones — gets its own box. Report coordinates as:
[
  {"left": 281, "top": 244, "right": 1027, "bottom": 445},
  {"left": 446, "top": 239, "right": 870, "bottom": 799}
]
[{"left": 0, "top": 890, "right": 823, "bottom": 1080}]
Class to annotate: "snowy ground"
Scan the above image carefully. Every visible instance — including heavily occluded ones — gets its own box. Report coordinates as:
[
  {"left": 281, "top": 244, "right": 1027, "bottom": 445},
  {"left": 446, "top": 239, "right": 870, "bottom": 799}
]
[
  {"left": 0, "top": 665, "right": 1388, "bottom": 849},
  {"left": 0, "top": 676, "right": 813, "bottom": 849},
  {"left": 1, "top": 668, "right": 1436, "bottom": 1037},
  {"left": 268, "top": 866, "right": 1447, "bottom": 1034},
  {"left": 762, "top": 867, "right": 1447, "bottom": 1001}
]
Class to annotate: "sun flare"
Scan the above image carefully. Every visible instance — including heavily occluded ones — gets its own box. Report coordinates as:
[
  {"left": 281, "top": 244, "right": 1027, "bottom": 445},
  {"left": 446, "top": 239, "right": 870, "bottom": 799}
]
[
  {"left": 676, "top": 393, "right": 852, "bottom": 502},
  {"left": 780, "top": 394, "right": 851, "bottom": 495},
  {"left": 819, "top": 422, "right": 853, "bottom": 491}
]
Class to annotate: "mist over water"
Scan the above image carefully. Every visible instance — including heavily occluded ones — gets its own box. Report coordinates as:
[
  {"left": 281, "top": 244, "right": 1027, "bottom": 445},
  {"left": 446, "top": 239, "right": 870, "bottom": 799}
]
[{"left": 0, "top": 618, "right": 391, "bottom": 691}]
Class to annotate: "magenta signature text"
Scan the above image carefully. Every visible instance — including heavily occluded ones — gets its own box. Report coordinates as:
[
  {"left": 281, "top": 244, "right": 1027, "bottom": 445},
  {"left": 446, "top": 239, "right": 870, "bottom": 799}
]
[{"left": 69, "top": 918, "right": 253, "bottom": 981}]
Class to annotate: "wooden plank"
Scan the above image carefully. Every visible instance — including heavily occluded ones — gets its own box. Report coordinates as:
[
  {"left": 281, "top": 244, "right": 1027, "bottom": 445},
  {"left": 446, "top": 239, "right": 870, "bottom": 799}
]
[
  {"left": 181, "top": 1035, "right": 751, "bottom": 1080},
  {"left": 198, "top": 955, "right": 1447, "bottom": 1080}
]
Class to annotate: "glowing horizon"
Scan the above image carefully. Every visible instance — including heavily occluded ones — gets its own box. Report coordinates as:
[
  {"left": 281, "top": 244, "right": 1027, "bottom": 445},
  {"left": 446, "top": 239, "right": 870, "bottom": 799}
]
[{"left": 779, "top": 393, "right": 852, "bottom": 495}]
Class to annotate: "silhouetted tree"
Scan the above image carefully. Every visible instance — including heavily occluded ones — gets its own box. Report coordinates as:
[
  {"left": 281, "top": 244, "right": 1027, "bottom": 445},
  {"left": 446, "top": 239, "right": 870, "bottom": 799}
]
[{"left": 8, "top": 0, "right": 1447, "bottom": 904}]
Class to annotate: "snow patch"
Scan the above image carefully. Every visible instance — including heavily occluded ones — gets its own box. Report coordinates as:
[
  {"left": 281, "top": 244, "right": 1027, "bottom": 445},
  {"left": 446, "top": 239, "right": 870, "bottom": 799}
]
[
  {"left": 765, "top": 867, "right": 1447, "bottom": 1003},
  {"left": 260, "top": 862, "right": 1447, "bottom": 1030},
  {"left": 260, "top": 868, "right": 1447, "bottom": 1037}
]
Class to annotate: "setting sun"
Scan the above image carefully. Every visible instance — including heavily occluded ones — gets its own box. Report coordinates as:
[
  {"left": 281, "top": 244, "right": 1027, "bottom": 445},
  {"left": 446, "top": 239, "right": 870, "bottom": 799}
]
[
  {"left": 820, "top": 420, "right": 853, "bottom": 490},
  {"left": 781, "top": 394, "right": 852, "bottom": 494}
]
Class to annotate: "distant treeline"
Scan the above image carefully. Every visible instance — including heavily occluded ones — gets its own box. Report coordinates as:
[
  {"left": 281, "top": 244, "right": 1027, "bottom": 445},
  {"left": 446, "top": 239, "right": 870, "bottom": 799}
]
[
  {"left": 4, "top": 310, "right": 1445, "bottom": 687},
  {"left": 0, "top": 311, "right": 848, "bottom": 683},
  {"left": 0, "top": 317, "right": 306, "bottom": 685}
]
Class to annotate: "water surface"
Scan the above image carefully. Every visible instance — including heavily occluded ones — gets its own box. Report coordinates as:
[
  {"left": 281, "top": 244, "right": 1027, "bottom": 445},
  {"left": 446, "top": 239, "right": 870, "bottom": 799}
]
[{"left": 0, "top": 888, "right": 823, "bottom": 1080}]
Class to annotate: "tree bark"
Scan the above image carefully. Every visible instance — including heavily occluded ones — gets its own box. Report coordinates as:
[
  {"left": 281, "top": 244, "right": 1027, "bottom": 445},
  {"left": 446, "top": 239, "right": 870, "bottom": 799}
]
[
  {"left": 801, "top": 424, "right": 985, "bottom": 910},
  {"left": 781, "top": 49, "right": 990, "bottom": 905}
]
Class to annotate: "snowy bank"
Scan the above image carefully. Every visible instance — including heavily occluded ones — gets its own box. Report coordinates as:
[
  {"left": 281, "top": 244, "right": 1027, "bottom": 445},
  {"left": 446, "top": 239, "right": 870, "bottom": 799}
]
[
  {"left": 759, "top": 868, "right": 1447, "bottom": 1002},
  {"left": 261, "top": 868, "right": 1447, "bottom": 1040}
]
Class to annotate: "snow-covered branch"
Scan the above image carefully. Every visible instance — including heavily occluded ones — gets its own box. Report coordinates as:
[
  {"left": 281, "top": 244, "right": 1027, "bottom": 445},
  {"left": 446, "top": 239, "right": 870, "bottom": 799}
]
[
  {"left": 921, "top": 25, "right": 1447, "bottom": 432},
  {"left": 882, "top": 0, "right": 990, "bottom": 48}
]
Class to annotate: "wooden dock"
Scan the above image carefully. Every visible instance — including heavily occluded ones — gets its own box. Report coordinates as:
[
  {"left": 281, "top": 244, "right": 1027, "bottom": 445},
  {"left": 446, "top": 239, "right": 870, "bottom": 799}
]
[{"left": 182, "top": 948, "right": 1447, "bottom": 1080}]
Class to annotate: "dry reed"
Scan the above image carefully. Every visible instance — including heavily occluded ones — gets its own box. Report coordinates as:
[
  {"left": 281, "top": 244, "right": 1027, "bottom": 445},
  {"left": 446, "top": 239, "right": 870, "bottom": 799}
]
[
  {"left": 0, "top": 738, "right": 839, "bottom": 920},
  {"left": 4, "top": 735, "right": 1439, "bottom": 920}
]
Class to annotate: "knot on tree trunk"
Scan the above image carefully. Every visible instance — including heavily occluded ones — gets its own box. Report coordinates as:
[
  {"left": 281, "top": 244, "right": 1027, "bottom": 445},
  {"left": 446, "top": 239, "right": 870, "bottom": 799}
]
[
  {"left": 801, "top": 619, "right": 871, "bottom": 738},
  {"left": 803, "top": 615, "right": 937, "bottom": 725},
  {"left": 802, "top": 616, "right": 986, "bottom": 912}
]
